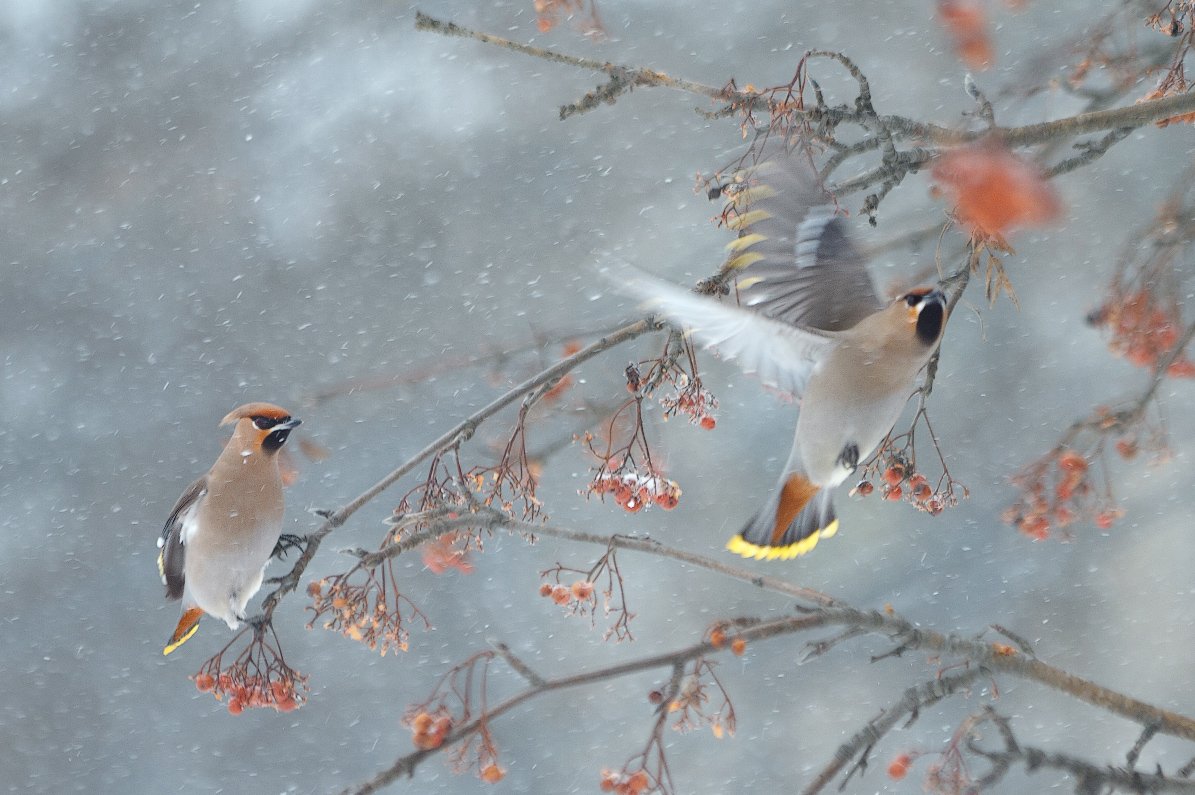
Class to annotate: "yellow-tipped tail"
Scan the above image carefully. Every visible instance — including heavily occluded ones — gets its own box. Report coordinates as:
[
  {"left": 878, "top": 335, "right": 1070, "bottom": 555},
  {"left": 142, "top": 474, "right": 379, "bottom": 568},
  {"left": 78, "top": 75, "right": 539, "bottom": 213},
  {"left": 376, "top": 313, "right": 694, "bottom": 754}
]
[
  {"left": 726, "top": 518, "right": 839, "bottom": 560},
  {"left": 163, "top": 607, "right": 204, "bottom": 655}
]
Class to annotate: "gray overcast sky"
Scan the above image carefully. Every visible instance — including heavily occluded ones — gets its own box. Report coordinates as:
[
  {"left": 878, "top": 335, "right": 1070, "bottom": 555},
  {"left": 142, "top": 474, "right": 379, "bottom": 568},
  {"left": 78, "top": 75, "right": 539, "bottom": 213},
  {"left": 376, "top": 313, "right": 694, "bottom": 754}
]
[{"left": 2, "top": 1, "right": 1193, "bottom": 793}]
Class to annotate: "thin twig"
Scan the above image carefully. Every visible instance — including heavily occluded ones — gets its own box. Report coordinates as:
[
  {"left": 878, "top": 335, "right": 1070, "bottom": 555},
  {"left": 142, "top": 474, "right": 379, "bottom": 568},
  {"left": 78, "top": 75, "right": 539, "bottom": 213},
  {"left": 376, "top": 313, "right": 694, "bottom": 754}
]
[
  {"left": 801, "top": 666, "right": 990, "bottom": 795},
  {"left": 345, "top": 613, "right": 833, "bottom": 794},
  {"left": 258, "top": 319, "right": 656, "bottom": 618}
]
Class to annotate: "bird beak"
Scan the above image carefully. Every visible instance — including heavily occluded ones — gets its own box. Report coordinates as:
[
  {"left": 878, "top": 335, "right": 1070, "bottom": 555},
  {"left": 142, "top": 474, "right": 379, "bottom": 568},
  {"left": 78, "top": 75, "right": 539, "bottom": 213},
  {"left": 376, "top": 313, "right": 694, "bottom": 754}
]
[{"left": 277, "top": 417, "right": 302, "bottom": 431}]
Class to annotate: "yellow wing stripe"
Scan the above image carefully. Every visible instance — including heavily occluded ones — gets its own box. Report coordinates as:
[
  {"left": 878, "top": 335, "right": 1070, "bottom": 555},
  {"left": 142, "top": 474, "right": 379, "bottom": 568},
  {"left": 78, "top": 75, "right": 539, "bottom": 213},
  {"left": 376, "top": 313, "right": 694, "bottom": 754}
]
[
  {"left": 732, "top": 184, "right": 777, "bottom": 208},
  {"left": 726, "top": 209, "right": 772, "bottom": 230},
  {"left": 725, "top": 233, "right": 768, "bottom": 253},
  {"left": 726, "top": 252, "right": 765, "bottom": 271}
]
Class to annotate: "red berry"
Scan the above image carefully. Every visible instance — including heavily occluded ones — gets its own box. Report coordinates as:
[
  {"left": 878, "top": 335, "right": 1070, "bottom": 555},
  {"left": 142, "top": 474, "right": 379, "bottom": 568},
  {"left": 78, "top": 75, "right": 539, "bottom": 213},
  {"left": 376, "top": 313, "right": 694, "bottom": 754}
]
[
  {"left": 1058, "top": 450, "right": 1087, "bottom": 474},
  {"left": 887, "top": 753, "right": 911, "bottom": 780}
]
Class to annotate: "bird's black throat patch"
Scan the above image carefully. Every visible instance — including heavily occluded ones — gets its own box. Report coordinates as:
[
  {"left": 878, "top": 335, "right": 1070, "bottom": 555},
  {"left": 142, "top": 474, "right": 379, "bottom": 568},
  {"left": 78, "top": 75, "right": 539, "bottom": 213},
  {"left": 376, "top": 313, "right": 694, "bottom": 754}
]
[
  {"left": 263, "top": 428, "right": 293, "bottom": 453},
  {"left": 915, "top": 300, "right": 945, "bottom": 346}
]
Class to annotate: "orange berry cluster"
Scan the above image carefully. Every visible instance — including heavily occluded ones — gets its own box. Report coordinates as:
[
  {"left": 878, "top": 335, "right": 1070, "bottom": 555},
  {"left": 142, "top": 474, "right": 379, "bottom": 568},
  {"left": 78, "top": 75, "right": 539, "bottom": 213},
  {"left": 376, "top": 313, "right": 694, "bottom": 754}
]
[
  {"left": 407, "top": 710, "right": 454, "bottom": 750},
  {"left": 193, "top": 670, "right": 303, "bottom": 714},
  {"left": 708, "top": 624, "right": 747, "bottom": 657},
  {"left": 659, "top": 377, "right": 719, "bottom": 429},
  {"left": 590, "top": 470, "right": 682, "bottom": 512},
  {"left": 1004, "top": 449, "right": 1124, "bottom": 539},
  {"left": 1089, "top": 289, "right": 1195, "bottom": 377},
  {"left": 307, "top": 578, "right": 412, "bottom": 656},
  {"left": 599, "top": 768, "right": 652, "bottom": 795},
  {"left": 852, "top": 462, "right": 952, "bottom": 516},
  {"left": 539, "top": 579, "right": 595, "bottom": 606}
]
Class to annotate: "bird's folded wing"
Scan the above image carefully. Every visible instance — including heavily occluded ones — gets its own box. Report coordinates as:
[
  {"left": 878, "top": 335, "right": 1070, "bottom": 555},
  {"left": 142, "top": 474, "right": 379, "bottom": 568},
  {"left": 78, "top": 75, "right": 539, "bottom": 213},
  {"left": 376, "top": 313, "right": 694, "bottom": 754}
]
[{"left": 156, "top": 474, "right": 206, "bottom": 600}]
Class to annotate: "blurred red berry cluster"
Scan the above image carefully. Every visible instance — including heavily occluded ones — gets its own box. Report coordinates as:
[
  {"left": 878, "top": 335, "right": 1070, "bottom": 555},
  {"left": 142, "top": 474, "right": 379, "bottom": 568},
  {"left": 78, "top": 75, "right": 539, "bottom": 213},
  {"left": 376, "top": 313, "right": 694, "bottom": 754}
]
[
  {"left": 937, "top": 0, "right": 993, "bottom": 70},
  {"left": 931, "top": 142, "right": 1061, "bottom": 241},
  {"left": 1004, "top": 448, "right": 1124, "bottom": 540},
  {"left": 533, "top": 0, "right": 604, "bottom": 36},
  {"left": 1088, "top": 288, "right": 1195, "bottom": 377},
  {"left": 887, "top": 752, "right": 914, "bottom": 780}
]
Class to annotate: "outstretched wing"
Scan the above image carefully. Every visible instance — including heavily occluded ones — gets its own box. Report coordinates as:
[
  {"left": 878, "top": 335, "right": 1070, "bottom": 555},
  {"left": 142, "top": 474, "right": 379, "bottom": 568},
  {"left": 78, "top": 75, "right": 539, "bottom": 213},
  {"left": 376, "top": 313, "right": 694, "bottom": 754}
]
[
  {"left": 603, "top": 259, "right": 836, "bottom": 398},
  {"left": 156, "top": 475, "right": 206, "bottom": 601},
  {"left": 722, "top": 146, "right": 883, "bottom": 331}
]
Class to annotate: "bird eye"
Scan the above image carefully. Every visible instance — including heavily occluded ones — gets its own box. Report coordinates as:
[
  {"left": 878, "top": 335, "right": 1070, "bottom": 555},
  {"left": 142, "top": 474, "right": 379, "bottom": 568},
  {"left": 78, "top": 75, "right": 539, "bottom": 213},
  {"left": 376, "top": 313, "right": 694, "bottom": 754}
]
[
  {"left": 904, "top": 293, "right": 921, "bottom": 307},
  {"left": 253, "top": 416, "right": 279, "bottom": 430}
]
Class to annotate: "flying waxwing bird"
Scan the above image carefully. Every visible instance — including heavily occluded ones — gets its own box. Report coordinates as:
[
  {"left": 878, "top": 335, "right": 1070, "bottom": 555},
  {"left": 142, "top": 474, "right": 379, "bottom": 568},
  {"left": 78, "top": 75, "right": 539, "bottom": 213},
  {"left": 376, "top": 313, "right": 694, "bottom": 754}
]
[
  {"left": 608, "top": 146, "right": 948, "bottom": 560},
  {"left": 157, "top": 402, "right": 302, "bottom": 654}
]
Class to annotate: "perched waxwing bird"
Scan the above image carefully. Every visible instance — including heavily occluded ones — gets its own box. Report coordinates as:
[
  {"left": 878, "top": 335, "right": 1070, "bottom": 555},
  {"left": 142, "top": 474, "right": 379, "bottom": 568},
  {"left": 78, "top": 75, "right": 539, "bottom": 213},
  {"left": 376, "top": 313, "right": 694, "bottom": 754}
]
[
  {"left": 157, "top": 402, "right": 302, "bottom": 654},
  {"left": 607, "top": 144, "right": 949, "bottom": 560}
]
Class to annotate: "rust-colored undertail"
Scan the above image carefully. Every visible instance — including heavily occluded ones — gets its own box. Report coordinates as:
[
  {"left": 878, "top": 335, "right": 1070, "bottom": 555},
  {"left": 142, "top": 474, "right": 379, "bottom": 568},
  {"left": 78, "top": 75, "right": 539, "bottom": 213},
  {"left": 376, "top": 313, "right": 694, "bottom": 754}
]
[
  {"left": 163, "top": 607, "right": 204, "bottom": 656},
  {"left": 726, "top": 473, "right": 840, "bottom": 560}
]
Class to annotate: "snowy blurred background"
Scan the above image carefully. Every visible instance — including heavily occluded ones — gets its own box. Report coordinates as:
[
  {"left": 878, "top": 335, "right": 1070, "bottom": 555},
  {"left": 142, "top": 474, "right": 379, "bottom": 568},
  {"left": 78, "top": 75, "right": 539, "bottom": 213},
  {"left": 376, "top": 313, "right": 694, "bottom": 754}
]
[{"left": 2, "top": 0, "right": 1193, "bottom": 792}]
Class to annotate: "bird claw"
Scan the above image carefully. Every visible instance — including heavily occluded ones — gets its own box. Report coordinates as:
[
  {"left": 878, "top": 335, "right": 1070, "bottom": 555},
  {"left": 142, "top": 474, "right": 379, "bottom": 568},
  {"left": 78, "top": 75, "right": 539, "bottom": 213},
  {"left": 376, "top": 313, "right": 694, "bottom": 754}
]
[
  {"left": 836, "top": 442, "right": 860, "bottom": 473},
  {"left": 272, "top": 533, "right": 306, "bottom": 560}
]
